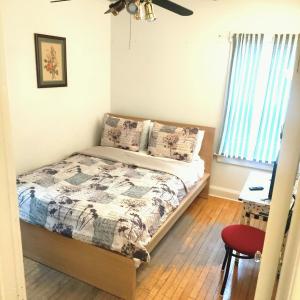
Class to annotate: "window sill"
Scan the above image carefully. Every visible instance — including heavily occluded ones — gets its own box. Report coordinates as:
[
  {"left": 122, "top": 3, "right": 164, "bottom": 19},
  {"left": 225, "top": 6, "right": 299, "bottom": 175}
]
[{"left": 214, "top": 154, "right": 273, "bottom": 172}]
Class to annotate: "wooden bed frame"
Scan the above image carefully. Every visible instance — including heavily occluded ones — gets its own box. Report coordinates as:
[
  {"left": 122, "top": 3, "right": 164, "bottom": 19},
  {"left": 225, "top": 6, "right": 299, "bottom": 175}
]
[{"left": 20, "top": 114, "right": 215, "bottom": 300}]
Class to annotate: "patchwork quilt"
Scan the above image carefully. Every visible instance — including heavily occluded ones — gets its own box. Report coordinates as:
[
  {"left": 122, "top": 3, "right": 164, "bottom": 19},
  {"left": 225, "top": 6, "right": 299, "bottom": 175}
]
[{"left": 17, "top": 154, "right": 186, "bottom": 262}]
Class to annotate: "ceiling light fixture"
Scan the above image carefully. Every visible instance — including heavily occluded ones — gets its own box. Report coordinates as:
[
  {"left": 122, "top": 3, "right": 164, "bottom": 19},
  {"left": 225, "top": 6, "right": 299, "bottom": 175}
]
[{"left": 51, "top": 0, "right": 194, "bottom": 19}]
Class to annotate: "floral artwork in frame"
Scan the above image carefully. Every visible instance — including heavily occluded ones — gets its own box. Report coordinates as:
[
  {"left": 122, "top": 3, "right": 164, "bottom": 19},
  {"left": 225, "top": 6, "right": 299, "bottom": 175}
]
[{"left": 34, "top": 33, "right": 67, "bottom": 88}]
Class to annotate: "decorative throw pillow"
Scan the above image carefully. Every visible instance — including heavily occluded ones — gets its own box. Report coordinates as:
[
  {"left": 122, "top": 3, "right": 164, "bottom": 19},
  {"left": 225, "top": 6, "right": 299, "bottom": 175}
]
[
  {"left": 148, "top": 122, "right": 204, "bottom": 162},
  {"left": 101, "top": 115, "right": 144, "bottom": 151}
]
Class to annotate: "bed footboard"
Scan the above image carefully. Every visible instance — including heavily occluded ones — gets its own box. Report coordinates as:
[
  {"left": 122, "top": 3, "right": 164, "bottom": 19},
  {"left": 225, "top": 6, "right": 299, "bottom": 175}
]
[{"left": 20, "top": 221, "right": 136, "bottom": 300}]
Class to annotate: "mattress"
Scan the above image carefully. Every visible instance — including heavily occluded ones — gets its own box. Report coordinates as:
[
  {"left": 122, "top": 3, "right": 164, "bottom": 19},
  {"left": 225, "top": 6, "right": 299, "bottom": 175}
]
[{"left": 17, "top": 147, "right": 204, "bottom": 262}]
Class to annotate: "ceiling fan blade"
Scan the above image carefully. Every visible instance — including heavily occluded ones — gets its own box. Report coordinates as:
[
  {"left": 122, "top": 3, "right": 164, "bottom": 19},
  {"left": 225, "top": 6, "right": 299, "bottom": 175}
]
[
  {"left": 51, "top": 0, "right": 71, "bottom": 3},
  {"left": 152, "top": 0, "right": 193, "bottom": 16}
]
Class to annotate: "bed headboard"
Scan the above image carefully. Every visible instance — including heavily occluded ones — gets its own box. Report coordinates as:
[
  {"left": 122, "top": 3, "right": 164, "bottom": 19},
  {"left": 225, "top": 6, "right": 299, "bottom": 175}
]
[{"left": 106, "top": 113, "right": 215, "bottom": 175}]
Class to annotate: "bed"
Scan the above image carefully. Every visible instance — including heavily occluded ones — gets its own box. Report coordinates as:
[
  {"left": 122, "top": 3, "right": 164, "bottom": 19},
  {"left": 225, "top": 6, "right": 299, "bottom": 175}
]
[{"left": 18, "top": 114, "right": 215, "bottom": 300}]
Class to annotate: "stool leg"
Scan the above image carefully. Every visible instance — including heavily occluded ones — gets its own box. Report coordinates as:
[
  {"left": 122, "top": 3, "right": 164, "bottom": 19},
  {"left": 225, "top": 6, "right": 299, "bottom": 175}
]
[
  {"left": 235, "top": 250, "right": 240, "bottom": 265},
  {"left": 220, "top": 248, "right": 233, "bottom": 296},
  {"left": 222, "top": 247, "right": 229, "bottom": 271}
]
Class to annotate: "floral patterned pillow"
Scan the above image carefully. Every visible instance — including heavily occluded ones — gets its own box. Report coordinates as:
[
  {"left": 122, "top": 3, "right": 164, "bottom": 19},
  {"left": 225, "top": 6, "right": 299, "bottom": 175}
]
[
  {"left": 101, "top": 115, "right": 144, "bottom": 152},
  {"left": 148, "top": 122, "right": 203, "bottom": 162}
]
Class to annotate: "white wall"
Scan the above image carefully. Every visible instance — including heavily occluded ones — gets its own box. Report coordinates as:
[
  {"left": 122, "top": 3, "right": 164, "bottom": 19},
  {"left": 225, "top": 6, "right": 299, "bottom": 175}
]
[
  {"left": 111, "top": 0, "right": 300, "bottom": 198},
  {"left": 2, "top": 0, "right": 111, "bottom": 174}
]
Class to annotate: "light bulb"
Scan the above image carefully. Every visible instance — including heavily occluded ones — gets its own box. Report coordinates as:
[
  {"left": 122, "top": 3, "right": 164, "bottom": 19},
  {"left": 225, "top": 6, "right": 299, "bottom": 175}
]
[
  {"left": 127, "top": 0, "right": 139, "bottom": 15},
  {"left": 144, "top": 0, "right": 156, "bottom": 22}
]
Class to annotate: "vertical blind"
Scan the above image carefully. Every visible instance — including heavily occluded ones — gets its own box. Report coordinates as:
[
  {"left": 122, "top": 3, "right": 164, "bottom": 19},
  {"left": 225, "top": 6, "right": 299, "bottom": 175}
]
[{"left": 218, "top": 33, "right": 298, "bottom": 163}]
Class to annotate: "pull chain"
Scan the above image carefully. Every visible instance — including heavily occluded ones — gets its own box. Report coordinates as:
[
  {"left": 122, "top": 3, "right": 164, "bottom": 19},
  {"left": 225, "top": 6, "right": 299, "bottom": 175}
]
[{"left": 129, "top": 14, "right": 132, "bottom": 50}]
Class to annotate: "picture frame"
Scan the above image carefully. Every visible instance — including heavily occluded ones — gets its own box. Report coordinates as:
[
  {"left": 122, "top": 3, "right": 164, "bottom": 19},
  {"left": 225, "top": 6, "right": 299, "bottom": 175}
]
[{"left": 34, "top": 33, "right": 67, "bottom": 88}]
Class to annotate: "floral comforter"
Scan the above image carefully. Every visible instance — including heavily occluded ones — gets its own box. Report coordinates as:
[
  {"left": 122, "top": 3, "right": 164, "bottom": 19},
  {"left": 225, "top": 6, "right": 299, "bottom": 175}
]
[{"left": 17, "top": 153, "right": 187, "bottom": 262}]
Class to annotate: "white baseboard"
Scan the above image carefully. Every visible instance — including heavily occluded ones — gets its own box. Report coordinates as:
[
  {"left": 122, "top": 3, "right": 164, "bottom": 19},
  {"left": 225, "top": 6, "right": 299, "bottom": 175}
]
[{"left": 209, "top": 185, "right": 240, "bottom": 201}]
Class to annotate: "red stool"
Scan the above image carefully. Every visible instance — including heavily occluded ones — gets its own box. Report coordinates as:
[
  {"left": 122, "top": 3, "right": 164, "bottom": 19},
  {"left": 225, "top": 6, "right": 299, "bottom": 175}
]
[{"left": 220, "top": 224, "right": 265, "bottom": 296}]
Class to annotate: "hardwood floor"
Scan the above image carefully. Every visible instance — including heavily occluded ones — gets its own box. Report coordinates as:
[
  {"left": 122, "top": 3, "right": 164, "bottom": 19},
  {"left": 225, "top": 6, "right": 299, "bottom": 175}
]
[{"left": 24, "top": 196, "right": 260, "bottom": 300}]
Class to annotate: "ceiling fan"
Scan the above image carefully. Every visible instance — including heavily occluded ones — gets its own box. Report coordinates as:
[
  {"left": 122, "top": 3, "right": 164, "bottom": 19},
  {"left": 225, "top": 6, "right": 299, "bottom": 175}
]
[{"left": 50, "top": 0, "right": 193, "bottom": 21}]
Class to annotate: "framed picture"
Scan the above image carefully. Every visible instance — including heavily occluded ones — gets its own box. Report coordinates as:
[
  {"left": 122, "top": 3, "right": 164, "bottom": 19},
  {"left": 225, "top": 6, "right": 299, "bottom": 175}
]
[{"left": 34, "top": 33, "right": 67, "bottom": 88}]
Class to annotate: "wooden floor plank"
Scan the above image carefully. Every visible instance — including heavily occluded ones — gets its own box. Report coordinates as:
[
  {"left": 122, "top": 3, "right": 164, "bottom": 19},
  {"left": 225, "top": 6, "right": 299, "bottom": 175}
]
[
  {"left": 139, "top": 198, "right": 210, "bottom": 298},
  {"left": 174, "top": 202, "right": 229, "bottom": 299},
  {"left": 24, "top": 196, "right": 260, "bottom": 300},
  {"left": 150, "top": 198, "right": 221, "bottom": 299},
  {"left": 186, "top": 201, "right": 241, "bottom": 300}
]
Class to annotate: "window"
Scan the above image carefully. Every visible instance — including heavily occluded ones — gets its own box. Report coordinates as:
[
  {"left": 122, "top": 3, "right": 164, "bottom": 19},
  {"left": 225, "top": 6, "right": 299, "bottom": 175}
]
[{"left": 218, "top": 33, "right": 298, "bottom": 164}]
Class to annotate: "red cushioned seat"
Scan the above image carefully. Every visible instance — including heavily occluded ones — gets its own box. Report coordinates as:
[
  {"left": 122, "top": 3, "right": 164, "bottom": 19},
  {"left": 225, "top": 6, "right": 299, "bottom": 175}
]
[{"left": 221, "top": 224, "right": 265, "bottom": 256}]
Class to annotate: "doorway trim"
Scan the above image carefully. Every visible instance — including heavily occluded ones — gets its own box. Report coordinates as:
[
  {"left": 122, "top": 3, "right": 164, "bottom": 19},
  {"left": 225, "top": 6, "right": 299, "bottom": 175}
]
[{"left": 0, "top": 11, "right": 26, "bottom": 300}]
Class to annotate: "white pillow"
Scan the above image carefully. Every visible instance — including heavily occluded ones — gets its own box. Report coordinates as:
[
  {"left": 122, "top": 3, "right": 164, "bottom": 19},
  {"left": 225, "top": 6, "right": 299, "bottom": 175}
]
[
  {"left": 148, "top": 121, "right": 154, "bottom": 142},
  {"left": 139, "top": 120, "right": 151, "bottom": 151},
  {"left": 193, "top": 130, "right": 205, "bottom": 160}
]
